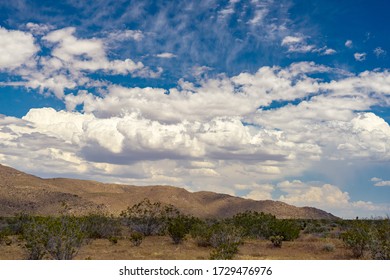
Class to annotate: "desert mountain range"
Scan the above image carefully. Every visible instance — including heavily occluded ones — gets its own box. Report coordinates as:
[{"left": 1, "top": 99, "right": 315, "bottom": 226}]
[{"left": 0, "top": 164, "right": 337, "bottom": 219}]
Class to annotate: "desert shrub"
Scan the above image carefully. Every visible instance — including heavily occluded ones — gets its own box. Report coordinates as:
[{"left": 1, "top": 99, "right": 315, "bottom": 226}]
[
  {"left": 120, "top": 199, "right": 179, "bottom": 236},
  {"left": 368, "top": 218, "right": 390, "bottom": 260},
  {"left": 0, "top": 227, "right": 13, "bottom": 246},
  {"left": 207, "top": 222, "right": 244, "bottom": 260},
  {"left": 322, "top": 243, "right": 335, "bottom": 252},
  {"left": 231, "top": 211, "right": 300, "bottom": 241},
  {"left": 129, "top": 232, "right": 144, "bottom": 246},
  {"left": 209, "top": 222, "right": 244, "bottom": 248},
  {"left": 190, "top": 221, "right": 214, "bottom": 247},
  {"left": 231, "top": 211, "right": 276, "bottom": 239},
  {"left": 108, "top": 236, "right": 118, "bottom": 245},
  {"left": 269, "top": 219, "right": 300, "bottom": 241},
  {"left": 81, "top": 213, "right": 121, "bottom": 239},
  {"left": 209, "top": 243, "right": 240, "bottom": 260},
  {"left": 22, "top": 217, "right": 49, "bottom": 260},
  {"left": 7, "top": 213, "right": 33, "bottom": 235},
  {"left": 191, "top": 220, "right": 243, "bottom": 259},
  {"left": 341, "top": 220, "right": 371, "bottom": 258},
  {"left": 269, "top": 235, "right": 283, "bottom": 248},
  {"left": 303, "top": 220, "right": 337, "bottom": 238},
  {"left": 166, "top": 215, "right": 197, "bottom": 244},
  {"left": 22, "top": 215, "right": 87, "bottom": 260}
]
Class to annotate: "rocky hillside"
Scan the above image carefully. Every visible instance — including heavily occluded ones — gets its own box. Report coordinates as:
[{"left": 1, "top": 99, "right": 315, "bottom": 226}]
[{"left": 0, "top": 164, "right": 337, "bottom": 219}]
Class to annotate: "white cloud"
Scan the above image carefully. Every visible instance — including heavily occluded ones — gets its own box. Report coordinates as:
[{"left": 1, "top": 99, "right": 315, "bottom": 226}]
[
  {"left": 1, "top": 60, "right": 390, "bottom": 217},
  {"left": 248, "top": 8, "right": 269, "bottom": 25},
  {"left": 1, "top": 27, "right": 160, "bottom": 98},
  {"left": 277, "top": 180, "right": 389, "bottom": 217},
  {"left": 375, "top": 181, "right": 390, "bottom": 187},
  {"left": 192, "top": 65, "right": 213, "bottom": 77},
  {"left": 373, "top": 180, "right": 390, "bottom": 187},
  {"left": 26, "top": 22, "right": 54, "bottom": 35},
  {"left": 354, "top": 52, "right": 367, "bottom": 61},
  {"left": 155, "top": 52, "right": 177, "bottom": 59},
  {"left": 218, "top": 0, "right": 240, "bottom": 18},
  {"left": 242, "top": 184, "right": 274, "bottom": 200},
  {"left": 0, "top": 27, "right": 39, "bottom": 69},
  {"left": 281, "top": 36, "right": 303, "bottom": 45},
  {"left": 322, "top": 48, "right": 336, "bottom": 55},
  {"left": 345, "top": 40, "right": 353, "bottom": 48},
  {"left": 371, "top": 177, "right": 382, "bottom": 182},
  {"left": 281, "top": 36, "right": 334, "bottom": 55},
  {"left": 107, "top": 30, "right": 144, "bottom": 42},
  {"left": 43, "top": 27, "right": 146, "bottom": 74}
]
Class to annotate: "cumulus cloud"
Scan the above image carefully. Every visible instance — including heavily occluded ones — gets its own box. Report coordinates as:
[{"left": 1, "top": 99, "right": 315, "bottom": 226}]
[
  {"left": 354, "top": 52, "right": 366, "bottom": 61},
  {"left": 277, "top": 180, "right": 389, "bottom": 217},
  {"left": 1, "top": 58, "right": 390, "bottom": 217},
  {"left": 0, "top": 27, "right": 39, "bottom": 69},
  {"left": 242, "top": 184, "right": 274, "bottom": 200}
]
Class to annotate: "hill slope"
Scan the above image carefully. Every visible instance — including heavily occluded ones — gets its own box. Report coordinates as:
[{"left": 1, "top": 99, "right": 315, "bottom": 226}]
[{"left": 0, "top": 164, "right": 337, "bottom": 219}]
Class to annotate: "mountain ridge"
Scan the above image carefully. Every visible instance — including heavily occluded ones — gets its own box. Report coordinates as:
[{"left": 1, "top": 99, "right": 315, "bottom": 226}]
[{"left": 0, "top": 164, "right": 337, "bottom": 219}]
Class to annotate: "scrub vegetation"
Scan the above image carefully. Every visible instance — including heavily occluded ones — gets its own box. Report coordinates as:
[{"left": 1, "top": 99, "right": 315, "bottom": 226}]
[{"left": 0, "top": 200, "right": 389, "bottom": 260}]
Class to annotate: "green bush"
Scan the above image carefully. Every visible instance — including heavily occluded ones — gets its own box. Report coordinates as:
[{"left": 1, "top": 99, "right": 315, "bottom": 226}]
[
  {"left": 167, "top": 215, "right": 196, "bottom": 244},
  {"left": 231, "top": 211, "right": 276, "bottom": 239},
  {"left": 269, "top": 219, "right": 300, "bottom": 241},
  {"left": 341, "top": 220, "right": 371, "bottom": 258},
  {"left": 81, "top": 213, "right": 121, "bottom": 239},
  {"left": 129, "top": 232, "right": 144, "bottom": 246},
  {"left": 22, "top": 215, "right": 87, "bottom": 260},
  {"left": 368, "top": 218, "right": 390, "bottom": 260},
  {"left": 108, "top": 236, "right": 118, "bottom": 245},
  {"left": 190, "top": 221, "right": 214, "bottom": 247},
  {"left": 208, "top": 222, "right": 243, "bottom": 260},
  {"left": 22, "top": 217, "right": 48, "bottom": 260},
  {"left": 231, "top": 211, "right": 300, "bottom": 241},
  {"left": 209, "top": 242, "right": 240, "bottom": 260},
  {"left": 322, "top": 243, "right": 335, "bottom": 252},
  {"left": 209, "top": 222, "right": 243, "bottom": 248},
  {"left": 269, "top": 235, "right": 283, "bottom": 248},
  {"left": 120, "top": 199, "right": 179, "bottom": 236}
]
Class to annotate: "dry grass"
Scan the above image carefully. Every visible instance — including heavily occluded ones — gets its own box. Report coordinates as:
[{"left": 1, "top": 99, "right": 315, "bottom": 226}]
[{"left": 0, "top": 234, "right": 351, "bottom": 260}]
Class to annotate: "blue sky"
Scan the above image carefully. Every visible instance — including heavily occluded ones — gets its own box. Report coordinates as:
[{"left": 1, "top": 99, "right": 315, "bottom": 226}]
[{"left": 0, "top": 0, "right": 389, "bottom": 218}]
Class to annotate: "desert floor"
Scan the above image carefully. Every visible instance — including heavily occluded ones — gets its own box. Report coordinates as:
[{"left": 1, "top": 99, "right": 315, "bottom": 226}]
[{"left": 0, "top": 234, "right": 353, "bottom": 260}]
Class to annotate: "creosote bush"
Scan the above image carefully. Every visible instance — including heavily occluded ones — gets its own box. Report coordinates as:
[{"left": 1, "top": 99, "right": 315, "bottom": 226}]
[
  {"left": 208, "top": 222, "right": 244, "bottom": 260},
  {"left": 129, "top": 232, "right": 144, "bottom": 246},
  {"left": 341, "top": 220, "right": 371, "bottom": 258},
  {"left": 81, "top": 213, "right": 121, "bottom": 240},
  {"left": 322, "top": 243, "right": 335, "bottom": 252},
  {"left": 231, "top": 211, "right": 300, "bottom": 241},
  {"left": 22, "top": 215, "right": 87, "bottom": 260},
  {"left": 190, "top": 220, "right": 214, "bottom": 247},
  {"left": 120, "top": 199, "right": 179, "bottom": 236},
  {"left": 367, "top": 218, "right": 390, "bottom": 260},
  {"left": 269, "top": 235, "right": 283, "bottom": 248},
  {"left": 167, "top": 215, "right": 197, "bottom": 244}
]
